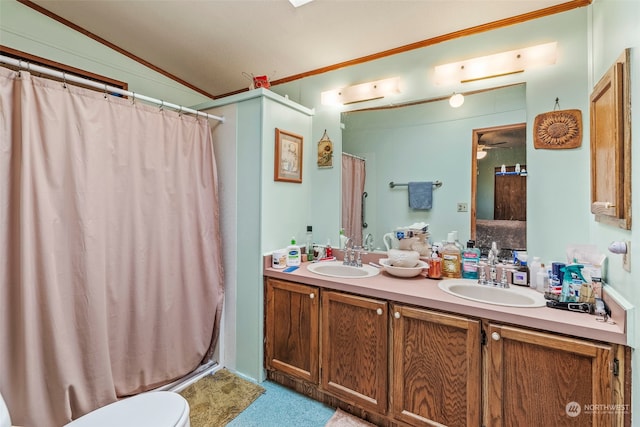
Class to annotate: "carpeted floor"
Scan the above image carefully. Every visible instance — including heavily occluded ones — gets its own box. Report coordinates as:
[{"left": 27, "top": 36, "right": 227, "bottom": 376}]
[{"left": 179, "top": 368, "right": 265, "bottom": 426}]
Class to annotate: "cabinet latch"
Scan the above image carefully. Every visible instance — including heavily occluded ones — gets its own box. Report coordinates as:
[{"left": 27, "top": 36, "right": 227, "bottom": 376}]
[{"left": 612, "top": 358, "right": 619, "bottom": 376}]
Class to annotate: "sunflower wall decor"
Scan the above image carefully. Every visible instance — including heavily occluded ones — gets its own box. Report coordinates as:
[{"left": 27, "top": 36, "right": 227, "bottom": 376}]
[
  {"left": 533, "top": 101, "right": 582, "bottom": 149},
  {"left": 317, "top": 130, "right": 334, "bottom": 168}
]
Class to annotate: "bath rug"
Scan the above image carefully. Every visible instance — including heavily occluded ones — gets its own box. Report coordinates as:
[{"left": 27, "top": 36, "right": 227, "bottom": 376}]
[
  {"left": 179, "top": 368, "right": 265, "bottom": 426},
  {"left": 325, "top": 408, "right": 377, "bottom": 427}
]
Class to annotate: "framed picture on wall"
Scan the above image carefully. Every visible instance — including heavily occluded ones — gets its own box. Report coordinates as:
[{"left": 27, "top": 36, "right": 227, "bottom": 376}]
[{"left": 275, "top": 128, "right": 303, "bottom": 183}]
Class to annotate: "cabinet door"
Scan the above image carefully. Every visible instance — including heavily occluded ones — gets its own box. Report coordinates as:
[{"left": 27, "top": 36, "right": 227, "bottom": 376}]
[
  {"left": 391, "top": 305, "right": 482, "bottom": 427},
  {"left": 589, "top": 49, "right": 631, "bottom": 230},
  {"left": 487, "top": 324, "right": 615, "bottom": 427},
  {"left": 321, "top": 291, "right": 387, "bottom": 414},
  {"left": 265, "top": 278, "right": 319, "bottom": 383}
]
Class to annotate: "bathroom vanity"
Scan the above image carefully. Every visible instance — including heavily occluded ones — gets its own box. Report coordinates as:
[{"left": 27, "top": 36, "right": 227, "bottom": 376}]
[{"left": 263, "top": 255, "right": 631, "bottom": 427}]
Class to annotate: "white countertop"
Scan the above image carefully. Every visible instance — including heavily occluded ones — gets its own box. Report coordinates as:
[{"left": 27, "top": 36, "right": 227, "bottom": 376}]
[{"left": 263, "top": 258, "right": 627, "bottom": 345}]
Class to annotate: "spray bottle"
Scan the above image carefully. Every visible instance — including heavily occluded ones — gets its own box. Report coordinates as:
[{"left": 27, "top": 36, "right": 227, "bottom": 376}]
[{"left": 559, "top": 263, "right": 587, "bottom": 302}]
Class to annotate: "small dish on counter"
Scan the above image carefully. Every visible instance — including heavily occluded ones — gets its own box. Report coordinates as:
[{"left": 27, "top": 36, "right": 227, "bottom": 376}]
[{"left": 379, "top": 258, "right": 429, "bottom": 278}]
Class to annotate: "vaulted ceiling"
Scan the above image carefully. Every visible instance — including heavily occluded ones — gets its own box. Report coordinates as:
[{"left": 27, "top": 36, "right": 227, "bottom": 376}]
[{"left": 23, "top": 0, "right": 588, "bottom": 99}]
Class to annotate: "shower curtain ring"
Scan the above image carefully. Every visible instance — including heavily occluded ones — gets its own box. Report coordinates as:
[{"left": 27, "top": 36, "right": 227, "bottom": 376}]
[
  {"left": 104, "top": 84, "right": 108, "bottom": 99},
  {"left": 179, "top": 106, "right": 183, "bottom": 116},
  {"left": 131, "top": 92, "right": 136, "bottom": 104},
  {"left": 159, "top": 100, "right": 164, "bottom": 111},
  {"left": 62, "top": 72, "right": 67, "bottom": 89}
]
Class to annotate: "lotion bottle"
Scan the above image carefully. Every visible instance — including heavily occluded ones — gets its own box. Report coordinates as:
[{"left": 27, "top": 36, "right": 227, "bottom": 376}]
[{"left": 286, "top": 237, "right": 301, "bottom": 266}]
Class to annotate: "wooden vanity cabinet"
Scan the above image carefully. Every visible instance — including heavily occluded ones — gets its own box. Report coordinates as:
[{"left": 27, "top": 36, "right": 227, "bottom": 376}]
[
  {"left": 391, "top": 304, "right": 482, "bottom": 427},
  {"left": 265, "top": 278, "right": 319, "bottom": 384},
  {"left": 264, "top": 277, "right": 629, "bottom": 427},
  {"left": 485, "top": 323, "right": 625, "bottom": 427},
  {"left": 321, "top": 291, "right": 388, "bottom": 414}
]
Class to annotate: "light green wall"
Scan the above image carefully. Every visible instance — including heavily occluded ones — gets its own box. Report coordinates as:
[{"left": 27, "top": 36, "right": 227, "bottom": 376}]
[
  {"left": 0, "top": 0, "right": 209, "bottom": 106},
  {"left": 272, "top": 3, "right": 638, "bottom": 418}
]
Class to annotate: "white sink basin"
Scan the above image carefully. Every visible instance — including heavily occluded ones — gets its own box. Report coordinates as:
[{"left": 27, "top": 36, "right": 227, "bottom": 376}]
[
  {"left": 307, "top": 261, "right": 380, "bottom": 278},
  {"left": 438, "top": 279, "right": 546, "bottom": 307}
]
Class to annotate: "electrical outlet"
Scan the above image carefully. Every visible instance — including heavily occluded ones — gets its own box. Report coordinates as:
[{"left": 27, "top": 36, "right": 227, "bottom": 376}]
[
  {"left": 623, "top": 241, "right": 631, "bottom": 272},
  {"left": 457, "top": 202, "right": 468, "bottom": 212}
]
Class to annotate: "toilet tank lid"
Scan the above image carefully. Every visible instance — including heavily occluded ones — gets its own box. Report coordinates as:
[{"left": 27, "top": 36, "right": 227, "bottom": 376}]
[{"left": 64, "top": 391, "right": 189, "bottom": 427}]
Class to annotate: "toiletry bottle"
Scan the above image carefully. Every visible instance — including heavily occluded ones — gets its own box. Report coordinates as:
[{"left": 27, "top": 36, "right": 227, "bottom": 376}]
[
  {"left": 461, "top": 240, "right": 481, "bottom": 279},
  {"left": 306, "top": 226, "right": 314, "bottom": 261},
  {"left": 286, "top": 237, "right": 301, "bottom": 266},
  {"left": 339, "top": 228, "right": 348, "bottom": 250},
  {"left": 427, "top": 245, "right": 443, "bottom": 279},
  {"left": 535, "top": 263, "right": 548, "bottom": 293},
  {"left": 441, "top": 232, "right": 462, "bottom": 278},
  {"left": 451, "top": 230, "right": 464, "bottom": 253},
  {"left": 529, "top": 256, "right": 542, "bottom": 289},
  {"left": 326, "top": 239, "right": 333, "bottom": 259}
]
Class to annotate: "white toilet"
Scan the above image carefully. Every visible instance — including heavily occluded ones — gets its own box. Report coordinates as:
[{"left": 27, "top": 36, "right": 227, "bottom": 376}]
[{"left": 0, "top": 390, "right": 190, "bottom": 427}]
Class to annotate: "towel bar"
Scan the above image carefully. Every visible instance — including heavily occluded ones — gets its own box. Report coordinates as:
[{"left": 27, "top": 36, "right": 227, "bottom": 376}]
[{"left": 389, "top": 180, "right": 442, "bottom": 189}]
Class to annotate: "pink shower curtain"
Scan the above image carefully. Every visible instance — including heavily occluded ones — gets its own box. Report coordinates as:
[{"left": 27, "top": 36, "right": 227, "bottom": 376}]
[
  {"left": 341, "top": 154, "right": 366, "bottom": 246},
  {"left": 0, "top": 67, "right": 224, "bottom": 427}
]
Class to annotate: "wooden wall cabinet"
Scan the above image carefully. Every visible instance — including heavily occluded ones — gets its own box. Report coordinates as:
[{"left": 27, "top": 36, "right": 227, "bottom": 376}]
[{"left": 590, "top": 49, "right": 631, "bottom": 229}]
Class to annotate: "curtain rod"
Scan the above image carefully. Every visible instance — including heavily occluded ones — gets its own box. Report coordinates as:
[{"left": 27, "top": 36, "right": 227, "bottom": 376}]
[
  {"left": 342, "top": 152, "right": 366, "bottom": 161},
  {"left": 0, "top": 54, "right": 224, "bottom": 123}
]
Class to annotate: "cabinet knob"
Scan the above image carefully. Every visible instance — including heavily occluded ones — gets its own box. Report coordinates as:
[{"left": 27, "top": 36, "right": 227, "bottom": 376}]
[
  {"left": 394, "top": 312, "right": 401, "bottom": 319},
  {"left": 376, "top": 308, "right": 383, "bottom": 315},
  {"left": 309, "top": 293, "right": 315, "bottom": 299},
  {"left": 491, "top": 332, "right": 501, "bottom": 341}
]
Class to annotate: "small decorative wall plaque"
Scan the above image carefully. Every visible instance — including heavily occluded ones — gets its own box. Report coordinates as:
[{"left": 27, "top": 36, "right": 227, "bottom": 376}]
[
  {"left": 533, "top": 98, "right": 582, "bottom": 149},
  {"left": 317, "top": 130, "right": 333, "bottom": 168}
]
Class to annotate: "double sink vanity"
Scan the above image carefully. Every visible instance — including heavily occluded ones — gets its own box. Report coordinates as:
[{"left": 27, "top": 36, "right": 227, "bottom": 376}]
[{"left": 263, "top": 251, "right": 631, "bottom": 427}]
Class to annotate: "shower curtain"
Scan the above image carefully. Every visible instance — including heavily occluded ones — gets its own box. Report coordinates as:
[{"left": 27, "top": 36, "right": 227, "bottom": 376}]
[
  {"left": 341, "top": 153, "right": 366, "bottom": 246},
  {"left": 0, "top": 67, "right": 224, "bottom": 427}
]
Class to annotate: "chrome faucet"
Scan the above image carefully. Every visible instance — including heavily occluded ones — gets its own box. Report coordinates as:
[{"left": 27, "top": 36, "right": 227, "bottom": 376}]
[
  {"left": 343, "top": 237, "right": 355, "bottom": 266},
  {"left": 480, "top": 241, "right": 508, "bottom": 287}
]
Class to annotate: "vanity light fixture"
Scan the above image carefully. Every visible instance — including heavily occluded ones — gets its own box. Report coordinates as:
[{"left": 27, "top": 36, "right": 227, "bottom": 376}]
[
  {"left": 321, "top": 77, "right": 401, "bottom": 106},
  {"left": 434, "top": 42, "right": 558, "bottom": 86},
  {"left": 449, "top": 92, "right": 464, "bottom": 108},
  {"left": 476, "top": 149, "right": 488, "bottom": 160}
]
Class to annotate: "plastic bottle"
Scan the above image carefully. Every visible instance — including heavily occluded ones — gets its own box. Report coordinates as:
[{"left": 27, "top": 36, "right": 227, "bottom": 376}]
[
  {"left": 339, "top": 228, "right": 348, "bottom": 250},
  {"left": 535, "top": 263, "right": 548, "bottom": 293},
  {"left": 529, "top": 256, "right": 542, "bottom": 289},
  {"left": 286, "top": 237, "right": 301, "bottom": 266},
  {"left": 560, "top": 263, "right": 587, "bottom": 302},
  {"left": 451, "top": 230, "right": 464, "bottom": 253},
  {"left": 325, "top": 239, "right": 333, "bottom": 258},
  {"left": 305, "top": 226, "right": 314, "bottom": 261},
  {"left": 441, "top": 232, "right": 462, "bottom": 278},
  {"left": 461, "top": 240, "right": 481, "bottom": 279}
]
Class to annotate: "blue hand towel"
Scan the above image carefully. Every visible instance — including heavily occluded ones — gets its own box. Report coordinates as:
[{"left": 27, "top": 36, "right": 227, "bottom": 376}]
[{"left": 408, "top": 181, "right": 433, "bottom": 210}]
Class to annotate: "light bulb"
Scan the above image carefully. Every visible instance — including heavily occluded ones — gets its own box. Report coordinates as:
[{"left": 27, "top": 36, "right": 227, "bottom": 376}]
[
  {"left": 449, "top": 93, "right": 464, "bottom": 108},
  {"left": 476, "top": 150, "right": 487, "bottom": 160}
]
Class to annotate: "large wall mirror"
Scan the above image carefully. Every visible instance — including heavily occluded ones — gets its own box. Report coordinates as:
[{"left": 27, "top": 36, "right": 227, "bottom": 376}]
[{"left": 341, "top": 83, "right": 527, "bottom": 253}]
